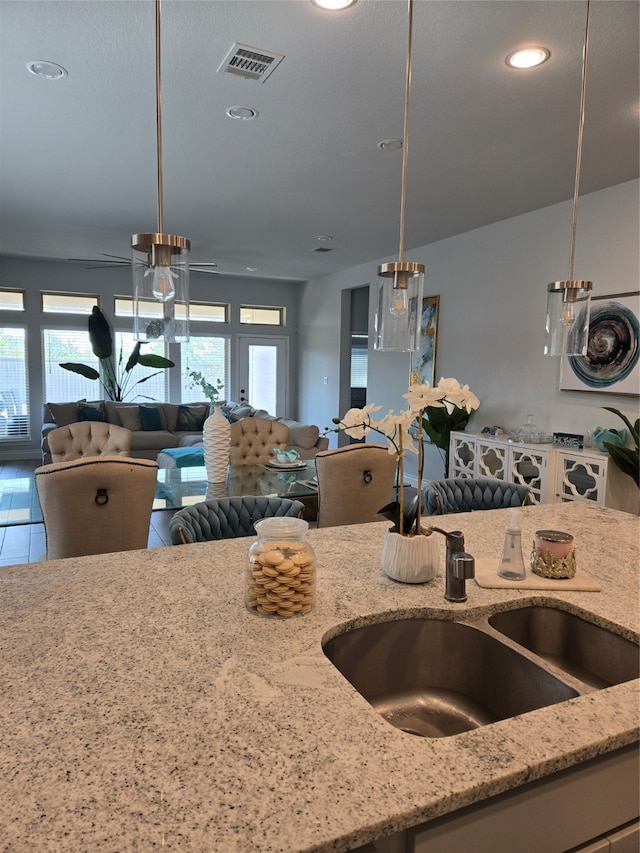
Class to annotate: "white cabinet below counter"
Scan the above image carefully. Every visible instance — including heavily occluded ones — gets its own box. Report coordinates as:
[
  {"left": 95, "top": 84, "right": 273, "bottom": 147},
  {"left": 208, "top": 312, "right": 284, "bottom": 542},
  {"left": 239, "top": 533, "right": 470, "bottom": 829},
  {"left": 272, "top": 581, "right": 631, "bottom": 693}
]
[{"left": 447, "top": 431, "right": 631, "bottom": 510}]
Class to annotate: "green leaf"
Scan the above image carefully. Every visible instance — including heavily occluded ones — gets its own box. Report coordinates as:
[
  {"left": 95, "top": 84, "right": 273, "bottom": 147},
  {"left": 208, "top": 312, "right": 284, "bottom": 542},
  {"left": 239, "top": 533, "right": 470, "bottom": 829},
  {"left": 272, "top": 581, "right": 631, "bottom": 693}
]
[
  {"left": 378, "top": 495, "right": 420, "bottom": 535},
  {"left": 137, "top": 354, "right": 175, "bottom": 369},
  {"left": 59, "top": 362, "right": 100, "bottom": 380},
  {"left": 602, "top": 406, "right": 639, "bottom": 447},
  {"left": 603, "top": 443, "right": 640, "bottom": 488},
  {"left": 88, "top": 306, "right": 113, "bottom": 359},
  {"left": 125, "top": 343, "right": 142, "bottom": 372}
]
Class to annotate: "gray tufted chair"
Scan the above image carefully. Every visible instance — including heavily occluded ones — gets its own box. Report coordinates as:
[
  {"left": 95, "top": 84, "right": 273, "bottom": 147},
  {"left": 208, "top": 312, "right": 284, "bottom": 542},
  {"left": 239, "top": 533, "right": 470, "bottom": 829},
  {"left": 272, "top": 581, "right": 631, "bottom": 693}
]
[
  {"left": 229, "top": 418, "right": 290, "bottom": 465},
  {"left": 422, "top": 478, "right": 532, "bottom": 515},
  {"left": 169, "top": 495, "right": 305, "bottom": 544}
]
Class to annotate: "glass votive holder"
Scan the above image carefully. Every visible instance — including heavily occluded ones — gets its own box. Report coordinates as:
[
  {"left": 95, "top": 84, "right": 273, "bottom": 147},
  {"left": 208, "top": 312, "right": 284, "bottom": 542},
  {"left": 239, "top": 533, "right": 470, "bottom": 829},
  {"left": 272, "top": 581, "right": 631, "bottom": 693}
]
[{"left": 530, "top": 530, "right": 576, "bottom": 579}]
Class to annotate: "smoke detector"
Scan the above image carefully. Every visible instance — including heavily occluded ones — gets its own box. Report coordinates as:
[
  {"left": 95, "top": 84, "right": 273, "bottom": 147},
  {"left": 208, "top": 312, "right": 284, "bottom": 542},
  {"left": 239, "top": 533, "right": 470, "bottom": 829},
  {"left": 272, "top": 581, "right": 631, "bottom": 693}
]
[{"left": 218, "top": 43, "right": 284, "bottom": 83}]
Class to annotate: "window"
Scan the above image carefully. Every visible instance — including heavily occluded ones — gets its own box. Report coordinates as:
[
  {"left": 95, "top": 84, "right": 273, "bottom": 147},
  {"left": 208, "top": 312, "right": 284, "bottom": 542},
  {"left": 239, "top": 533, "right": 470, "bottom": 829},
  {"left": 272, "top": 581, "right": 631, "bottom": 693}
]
[
  {"left": 42, "top": 329, "right": 100, "bottom": 402},
  {"left": 114, "top": 296, "right": 187, "bottom": 322},
  {"left": 0, "top": 290, "right": 25, "bottom": 311},
  {"left": 240, "top": 305, "right": 284, "bottom": 326},
  {"left": 41, "top": 293, "right": 98, "bottom": 314},
  {"left": 114, "top": 297, "right": 227, "bottom": 322},
  {"left": 182, "top": 336, "right": 230, "bottom": 403},
  {"left": 0, "top": 328, "right": 30, "bottom": 439},
  {"left": 351, "top": 334, "right": 368, "bottom": 387}
]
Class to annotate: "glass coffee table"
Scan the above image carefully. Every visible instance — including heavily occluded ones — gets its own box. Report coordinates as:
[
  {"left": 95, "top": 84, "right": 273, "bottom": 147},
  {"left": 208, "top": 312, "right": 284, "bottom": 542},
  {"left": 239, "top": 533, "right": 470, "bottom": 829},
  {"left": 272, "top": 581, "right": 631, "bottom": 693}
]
[{"left": 0, "top": 462, "right": 318, "bottom": 527}]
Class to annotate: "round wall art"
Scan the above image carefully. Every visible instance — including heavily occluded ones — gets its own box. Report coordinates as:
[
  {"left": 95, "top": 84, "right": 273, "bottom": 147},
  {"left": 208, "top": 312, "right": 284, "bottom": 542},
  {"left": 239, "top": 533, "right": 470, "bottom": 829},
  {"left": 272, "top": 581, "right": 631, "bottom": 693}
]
[{"left": 562, "top": 293, "right": 640, "bottom": 395}]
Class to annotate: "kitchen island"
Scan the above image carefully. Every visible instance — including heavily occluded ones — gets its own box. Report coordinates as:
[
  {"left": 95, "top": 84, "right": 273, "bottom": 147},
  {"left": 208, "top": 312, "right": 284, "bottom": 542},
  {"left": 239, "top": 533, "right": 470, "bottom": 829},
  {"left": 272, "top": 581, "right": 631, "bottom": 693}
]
[{"left": 1, "top": 501, "right": 638, "bottom": 851}]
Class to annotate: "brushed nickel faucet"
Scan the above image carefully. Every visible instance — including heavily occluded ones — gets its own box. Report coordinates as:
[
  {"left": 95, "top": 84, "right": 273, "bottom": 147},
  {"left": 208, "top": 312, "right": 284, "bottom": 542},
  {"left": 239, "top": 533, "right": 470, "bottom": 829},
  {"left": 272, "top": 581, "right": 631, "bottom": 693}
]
[{"left": 428, "top": 527, "right": 475, "bottom": 603}]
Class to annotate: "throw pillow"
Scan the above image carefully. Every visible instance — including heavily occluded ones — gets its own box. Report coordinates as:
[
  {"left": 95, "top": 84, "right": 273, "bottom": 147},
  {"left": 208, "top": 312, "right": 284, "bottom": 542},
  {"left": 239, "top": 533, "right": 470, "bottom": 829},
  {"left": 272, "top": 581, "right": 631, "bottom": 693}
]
[
  {"left": 139, "top": 405, "right": 163, "bottom": 431},
  {"left": 176, "top": 404, "right": 207, "bottom": 432},
  {"left": 49, "top": 401, "right": 83, "bottom": 427},
  {"left": 117, "top": 406, "right": 142, "bottom": 431},
  {"left": 77, "top": 402, "right": 106, "bottom": 422},
  {"left": 221, "top": 410, "right": 237, "bottom": 424}
]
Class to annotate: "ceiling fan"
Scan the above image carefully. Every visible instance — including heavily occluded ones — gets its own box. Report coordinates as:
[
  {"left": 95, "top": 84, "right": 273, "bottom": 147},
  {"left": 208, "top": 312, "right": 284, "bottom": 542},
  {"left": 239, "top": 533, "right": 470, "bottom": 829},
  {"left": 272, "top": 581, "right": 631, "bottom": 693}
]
[{"left": 69, "top": 253, "right": 221, "bottom": 274}]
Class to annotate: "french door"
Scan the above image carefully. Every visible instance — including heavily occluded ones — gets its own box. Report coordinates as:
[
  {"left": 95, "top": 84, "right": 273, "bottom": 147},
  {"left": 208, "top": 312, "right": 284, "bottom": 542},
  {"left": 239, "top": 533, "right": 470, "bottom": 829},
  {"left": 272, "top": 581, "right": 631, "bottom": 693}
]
[{"left": 236, "top": 336, "right": 288, "bottom": 417}]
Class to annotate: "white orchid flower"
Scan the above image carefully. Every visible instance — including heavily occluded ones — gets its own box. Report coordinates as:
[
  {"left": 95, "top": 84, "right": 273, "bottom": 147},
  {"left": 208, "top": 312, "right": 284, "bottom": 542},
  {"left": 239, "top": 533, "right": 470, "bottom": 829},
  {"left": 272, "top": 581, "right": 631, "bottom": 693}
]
[
  {"left": 459, "top": 384, "right": 480, "bottom": 413},
  {"left": 377, "top": 409, "right": 418, "bottom": 455},
  {"left": 339, "top": 404, "right": 381, "bottom": 440},
  {"left": 403, "top": 383, "right": 444, "bottom": 411}
]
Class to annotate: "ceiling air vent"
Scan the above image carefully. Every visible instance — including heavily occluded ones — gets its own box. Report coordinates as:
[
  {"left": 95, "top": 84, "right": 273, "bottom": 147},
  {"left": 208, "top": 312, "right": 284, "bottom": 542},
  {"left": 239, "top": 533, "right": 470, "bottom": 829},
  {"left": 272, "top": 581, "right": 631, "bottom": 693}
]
[
  {"left": 313, "top": 247, "right": 333, "bottom": 253},
  {"left": 217, "top": 43, "right": 284, "bottom": 83}
]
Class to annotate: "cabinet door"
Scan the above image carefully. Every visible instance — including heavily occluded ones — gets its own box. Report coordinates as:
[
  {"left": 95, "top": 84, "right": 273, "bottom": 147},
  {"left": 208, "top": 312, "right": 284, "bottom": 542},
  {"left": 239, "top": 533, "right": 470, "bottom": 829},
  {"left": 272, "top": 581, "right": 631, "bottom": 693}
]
[
  {"left": 556, "top": 453, "right": 607, "bottom": 505},
  {"left": 449, "top": 434, "right": 476, "bottom": 478},
  {"left": 508, "top": 446, "right": 548, "bottom": 505},
  {"left": 476, "top": 440, "right": 507, "bottom": 480}
]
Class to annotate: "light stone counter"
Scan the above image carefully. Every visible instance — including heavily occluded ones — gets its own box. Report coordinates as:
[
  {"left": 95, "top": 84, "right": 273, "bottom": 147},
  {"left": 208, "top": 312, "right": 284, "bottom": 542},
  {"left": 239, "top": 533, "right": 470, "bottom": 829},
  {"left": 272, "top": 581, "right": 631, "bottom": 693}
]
[{"left": 1, "top": 502, "right": 638, "bottom": 851}]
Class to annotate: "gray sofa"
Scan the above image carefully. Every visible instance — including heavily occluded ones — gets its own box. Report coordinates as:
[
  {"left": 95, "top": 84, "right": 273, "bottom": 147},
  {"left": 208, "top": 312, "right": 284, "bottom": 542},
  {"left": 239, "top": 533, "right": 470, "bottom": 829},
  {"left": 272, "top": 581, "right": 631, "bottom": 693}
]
[{"left": 41, "top": 400, "right": 328, "bottom": 464}]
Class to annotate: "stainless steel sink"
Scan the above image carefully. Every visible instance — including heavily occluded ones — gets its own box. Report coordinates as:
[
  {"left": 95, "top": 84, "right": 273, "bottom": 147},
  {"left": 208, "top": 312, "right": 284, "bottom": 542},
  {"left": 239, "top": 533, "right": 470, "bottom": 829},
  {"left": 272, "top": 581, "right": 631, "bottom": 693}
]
[
  {"left": 322, "top": 617, "right": 579, "bottom": 738},
  {"left": 488, "top": 606, "right": 640, "bottom": 689}
]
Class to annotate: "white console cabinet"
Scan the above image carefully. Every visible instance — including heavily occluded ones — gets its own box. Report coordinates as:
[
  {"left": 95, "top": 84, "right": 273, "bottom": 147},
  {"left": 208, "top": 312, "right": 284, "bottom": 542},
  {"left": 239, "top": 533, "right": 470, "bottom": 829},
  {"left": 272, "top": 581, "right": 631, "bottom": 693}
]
[{"left": 449, "top": 432, "right": 613, "bottom": 507}]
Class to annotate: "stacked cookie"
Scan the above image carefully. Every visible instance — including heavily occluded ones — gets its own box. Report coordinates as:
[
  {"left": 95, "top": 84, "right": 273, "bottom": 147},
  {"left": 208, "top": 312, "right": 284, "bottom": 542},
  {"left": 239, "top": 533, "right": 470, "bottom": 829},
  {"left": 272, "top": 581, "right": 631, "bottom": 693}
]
[{"left": 246, "top": 539, "right": 315, "bottom": 618}]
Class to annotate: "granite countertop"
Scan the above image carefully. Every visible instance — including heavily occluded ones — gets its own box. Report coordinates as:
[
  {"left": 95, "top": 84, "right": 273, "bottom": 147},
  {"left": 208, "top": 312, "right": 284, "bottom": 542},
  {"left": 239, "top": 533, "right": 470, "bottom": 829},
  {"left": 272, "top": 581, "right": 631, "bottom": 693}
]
[{"left": 1, "top": 502, "right": 638, "bottom": 851}]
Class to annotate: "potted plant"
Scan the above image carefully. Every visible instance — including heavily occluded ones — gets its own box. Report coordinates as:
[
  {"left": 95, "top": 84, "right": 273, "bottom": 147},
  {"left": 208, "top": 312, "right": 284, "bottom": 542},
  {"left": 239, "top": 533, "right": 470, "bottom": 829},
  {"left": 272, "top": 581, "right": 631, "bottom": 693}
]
[
  {"left": 60, "top": 307, "right": 174, "bottom": 401},
  {"left": 186, "top": 370, "right": 224, "bottom": 407},
  {"left": 601, "top": 406, "right": 639, "bottom": 489},
  {"left": 327, "top": 378, "right": 480, "bottom": 582}
]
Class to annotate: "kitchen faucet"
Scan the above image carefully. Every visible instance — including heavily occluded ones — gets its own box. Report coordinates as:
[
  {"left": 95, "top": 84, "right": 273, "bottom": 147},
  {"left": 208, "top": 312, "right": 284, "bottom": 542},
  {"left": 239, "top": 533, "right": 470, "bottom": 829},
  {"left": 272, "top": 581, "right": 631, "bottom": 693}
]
[{"left": 428, "top": 527, "right": 475, "bottom": 603}]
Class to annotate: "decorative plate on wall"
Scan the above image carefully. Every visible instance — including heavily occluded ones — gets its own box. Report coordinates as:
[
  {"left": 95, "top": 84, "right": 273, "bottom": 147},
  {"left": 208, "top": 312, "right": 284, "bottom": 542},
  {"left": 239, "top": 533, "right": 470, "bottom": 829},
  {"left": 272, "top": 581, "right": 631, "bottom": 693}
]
[{"left": 561, "top": 292, "right": 639, "bottom": 396}]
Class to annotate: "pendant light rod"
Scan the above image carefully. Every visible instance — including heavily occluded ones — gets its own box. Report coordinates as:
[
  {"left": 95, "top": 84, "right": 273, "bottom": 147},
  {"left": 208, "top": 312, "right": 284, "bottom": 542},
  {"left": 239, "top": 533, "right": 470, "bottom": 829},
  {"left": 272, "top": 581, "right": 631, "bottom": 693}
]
[
  {"left": 398, "top": 0, "right": 414, "bottom": 263},
  {"left": 155, "top": 0, "right": 164, "bottom": 235},
  {"left": 568, "top": 0, "right": 591, "bottom": 281}
]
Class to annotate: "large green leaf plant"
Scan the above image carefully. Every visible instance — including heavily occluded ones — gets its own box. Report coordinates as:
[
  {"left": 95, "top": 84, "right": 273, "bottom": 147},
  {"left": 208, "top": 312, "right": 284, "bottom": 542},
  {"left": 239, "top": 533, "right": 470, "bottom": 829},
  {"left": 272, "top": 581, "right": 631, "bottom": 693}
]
[
  {"left": 60, "top": 306, "right": 175, "bottom": 402},
  {"left": 601, "top": 406, "right": 639, "bottom": 488}
]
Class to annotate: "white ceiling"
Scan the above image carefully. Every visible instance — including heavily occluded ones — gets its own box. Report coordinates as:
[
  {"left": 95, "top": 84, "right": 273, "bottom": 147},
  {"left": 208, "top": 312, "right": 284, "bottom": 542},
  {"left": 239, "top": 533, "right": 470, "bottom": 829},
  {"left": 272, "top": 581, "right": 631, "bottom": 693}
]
[{"left": 0, "top": 0, "right": 638, "bottom": 283}]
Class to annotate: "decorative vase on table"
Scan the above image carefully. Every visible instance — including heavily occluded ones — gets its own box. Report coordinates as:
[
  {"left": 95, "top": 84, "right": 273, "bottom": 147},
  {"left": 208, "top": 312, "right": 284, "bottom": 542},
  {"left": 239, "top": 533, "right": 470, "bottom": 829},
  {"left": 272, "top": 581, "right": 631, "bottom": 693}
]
[
  {"left": 203, "top": 405, "right": 231, "bottom": 484},
  {"left": 381, "top": 529, "right": 439, "bottom": 584}
]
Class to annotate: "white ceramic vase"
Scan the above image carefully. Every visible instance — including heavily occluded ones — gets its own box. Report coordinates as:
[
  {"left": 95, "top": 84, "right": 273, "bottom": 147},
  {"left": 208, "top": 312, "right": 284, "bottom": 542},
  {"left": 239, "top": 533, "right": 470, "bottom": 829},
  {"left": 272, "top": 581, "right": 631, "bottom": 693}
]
[
  {"left": 203, "top": 405, "right": 231, "bottom": 483},
  {"left": 381, "top": 529, "right": 439, "bottom": 584}
]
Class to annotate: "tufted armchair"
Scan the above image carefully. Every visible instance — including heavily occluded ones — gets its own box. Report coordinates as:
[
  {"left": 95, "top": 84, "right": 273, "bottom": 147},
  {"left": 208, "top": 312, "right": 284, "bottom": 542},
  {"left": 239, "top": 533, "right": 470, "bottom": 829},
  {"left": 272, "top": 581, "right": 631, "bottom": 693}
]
[
  {"left": 423, "top": 477, "right": 532, "bottom": 515},
  {"left": 229, "top": 417, "right": 290, "bottom": 465},
  {"left": 169, "top": 495, "right": 305, "bottom": 543},
  {"left": 47, "top": 421, "right": 132, "bottom": 462}
]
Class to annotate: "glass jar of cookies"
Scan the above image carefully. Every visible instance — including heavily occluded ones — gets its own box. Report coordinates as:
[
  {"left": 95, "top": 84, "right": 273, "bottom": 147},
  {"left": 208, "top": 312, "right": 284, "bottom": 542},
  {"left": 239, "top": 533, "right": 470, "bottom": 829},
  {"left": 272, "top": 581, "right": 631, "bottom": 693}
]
[{"left": 246, "top": 517, "right": 316, "bottom": 618}]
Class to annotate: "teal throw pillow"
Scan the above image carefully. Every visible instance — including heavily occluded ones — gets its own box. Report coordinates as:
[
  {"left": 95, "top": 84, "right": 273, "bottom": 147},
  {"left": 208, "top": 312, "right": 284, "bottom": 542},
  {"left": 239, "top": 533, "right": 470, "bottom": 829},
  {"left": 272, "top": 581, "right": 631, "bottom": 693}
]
[
  {"left": 139, "top": 405, "right": 163, "bottom": 431},
  {"left": 176, "top": 404, "right": 207, "bottom": 431},
  {"left": 221, "top": 410, "right": 237, "bottom": 424},
  {"left": 78, "top": 402, "right": 105, "bottom": 422}
]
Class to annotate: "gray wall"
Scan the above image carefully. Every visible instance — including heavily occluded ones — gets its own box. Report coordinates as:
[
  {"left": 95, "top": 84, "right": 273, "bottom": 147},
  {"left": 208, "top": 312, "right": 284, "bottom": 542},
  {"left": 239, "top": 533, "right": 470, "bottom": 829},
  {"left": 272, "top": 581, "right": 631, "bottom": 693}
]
[
  {"left": 0, "top": 256, "right": 302, "bottom": 459},
  {"left": 298, "top": 179, "right": 639, "bottom": 483}
]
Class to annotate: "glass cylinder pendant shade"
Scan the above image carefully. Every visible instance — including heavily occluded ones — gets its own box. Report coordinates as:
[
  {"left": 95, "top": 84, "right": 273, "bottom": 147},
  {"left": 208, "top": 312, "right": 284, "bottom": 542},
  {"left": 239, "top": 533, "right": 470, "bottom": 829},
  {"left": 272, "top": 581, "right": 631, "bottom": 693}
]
[
  {"left": 374, "top": 261, "right": 425, "bottom": 351},
  {"left": 131, "top": 233, "right": 190, "bottom": 342},
  {"left": 543, "top": 280, "right": 592, "bottom": 357}
]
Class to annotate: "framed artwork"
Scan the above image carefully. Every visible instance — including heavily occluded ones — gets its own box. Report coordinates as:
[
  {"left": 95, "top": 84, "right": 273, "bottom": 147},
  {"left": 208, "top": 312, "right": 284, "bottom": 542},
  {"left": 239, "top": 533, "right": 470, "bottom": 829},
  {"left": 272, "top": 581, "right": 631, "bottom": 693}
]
[
  {"left": 410, "top": 295, "right": 439, "bottom": 386},
  {"left": 561, "top": 291, "right": 639, "bottom": 396}
]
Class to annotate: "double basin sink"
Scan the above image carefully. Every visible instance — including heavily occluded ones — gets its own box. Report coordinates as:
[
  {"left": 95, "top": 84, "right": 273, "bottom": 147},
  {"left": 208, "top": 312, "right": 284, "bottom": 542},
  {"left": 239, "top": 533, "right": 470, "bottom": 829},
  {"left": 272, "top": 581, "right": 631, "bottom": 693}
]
[{"left": 322, "top": 604, "right": 639, "bottom": 738}]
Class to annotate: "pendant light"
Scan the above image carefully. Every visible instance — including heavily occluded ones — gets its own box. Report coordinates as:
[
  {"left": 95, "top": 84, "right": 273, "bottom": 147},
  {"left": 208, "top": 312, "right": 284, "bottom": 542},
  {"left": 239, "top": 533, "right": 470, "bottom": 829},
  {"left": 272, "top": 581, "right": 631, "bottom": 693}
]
[
  {"left": 132, "top": 0, "right": 190, "bottom": 343},
  {"left": 544, "top": 0, "right": 593, "bottom": 357},
  {"left": 374, "top": 0, "right": 425, "bottom": 352}
]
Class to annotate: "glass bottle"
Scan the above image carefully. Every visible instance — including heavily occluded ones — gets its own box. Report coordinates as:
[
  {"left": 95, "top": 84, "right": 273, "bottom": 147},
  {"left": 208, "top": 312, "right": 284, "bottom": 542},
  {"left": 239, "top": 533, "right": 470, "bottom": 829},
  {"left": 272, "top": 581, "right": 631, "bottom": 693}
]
[
  {"left": 497, "top": 508, "right": 526, "bottom": 581},
  {"left": 246, "top": 517, "right": 316, "bottom": 618},
  {"left": 519, "top": 414, "right": 540, "bottom": 444}
]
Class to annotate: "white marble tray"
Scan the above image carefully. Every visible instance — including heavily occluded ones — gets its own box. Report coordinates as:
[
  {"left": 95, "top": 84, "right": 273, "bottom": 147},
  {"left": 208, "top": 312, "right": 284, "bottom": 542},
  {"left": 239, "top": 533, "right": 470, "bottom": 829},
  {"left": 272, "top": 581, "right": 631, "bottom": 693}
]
[{"left": 474, "top": 557, "right": 601, "bottom": 591}]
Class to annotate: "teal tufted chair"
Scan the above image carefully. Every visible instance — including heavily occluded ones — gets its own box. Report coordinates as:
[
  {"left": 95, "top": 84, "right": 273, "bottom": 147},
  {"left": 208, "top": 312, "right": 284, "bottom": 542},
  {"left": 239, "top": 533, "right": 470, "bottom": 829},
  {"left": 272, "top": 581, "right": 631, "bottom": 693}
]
[
  {"left": 423, "top": 478, "right": 532, "bottom": 515},
  {"left": 169, "top": 495, "right": 305, "bottom": 544}
]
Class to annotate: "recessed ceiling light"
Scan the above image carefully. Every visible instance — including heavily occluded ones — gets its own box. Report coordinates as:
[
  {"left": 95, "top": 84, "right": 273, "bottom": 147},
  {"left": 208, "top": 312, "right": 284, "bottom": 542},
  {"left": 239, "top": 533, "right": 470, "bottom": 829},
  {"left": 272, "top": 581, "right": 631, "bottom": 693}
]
[
  {"left": 505, "top": 47, "right": 550, "bottom": 69},
  {"left": 226, "top": 106, "right": 258, "bottom": 120},
  {"left": 311, "top": 0, "right": 357, "bottom": 9},
  {"left": 246, "top": 266, "right": 258, "bottom": 272},
  {"left": 26, "top": 60, "right": 68, "bottom": 79},
  {"left": 315, "top": 235, "right": 333, "bottom": 241},
  {"left": 378, "top": 138, "right": 403, "bottom": 151}
]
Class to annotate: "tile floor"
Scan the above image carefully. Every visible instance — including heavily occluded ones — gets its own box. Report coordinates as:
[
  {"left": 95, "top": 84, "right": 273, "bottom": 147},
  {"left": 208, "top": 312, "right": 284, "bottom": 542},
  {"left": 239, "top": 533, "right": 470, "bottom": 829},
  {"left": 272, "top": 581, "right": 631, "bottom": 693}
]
[{"left": 0, "top": 458, "right": 173, "bottom": 566}]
